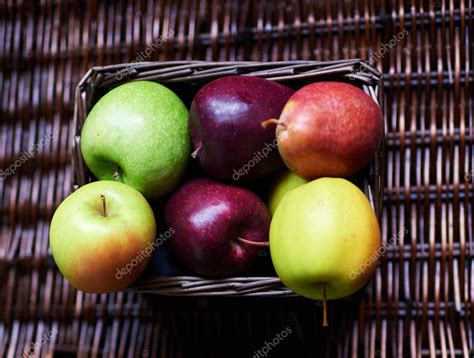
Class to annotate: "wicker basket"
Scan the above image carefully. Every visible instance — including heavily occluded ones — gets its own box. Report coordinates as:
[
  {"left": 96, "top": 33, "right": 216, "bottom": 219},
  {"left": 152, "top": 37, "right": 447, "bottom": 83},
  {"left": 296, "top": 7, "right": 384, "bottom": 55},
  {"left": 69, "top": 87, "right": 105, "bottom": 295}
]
[{"left": 72, "top": 60, "right": 384, "bottom": 297}]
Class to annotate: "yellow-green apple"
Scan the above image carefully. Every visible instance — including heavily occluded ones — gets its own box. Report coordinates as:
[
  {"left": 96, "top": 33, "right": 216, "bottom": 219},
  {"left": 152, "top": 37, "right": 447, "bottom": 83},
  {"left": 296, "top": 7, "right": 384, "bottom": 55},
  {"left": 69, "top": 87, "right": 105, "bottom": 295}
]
[
  {"left": 267, "top": 170, "right": 307, "bottom": 214},
  {"left": 263, "top": 82, "right": 383, "bottom": 179},
  {"left": 270, "top": 177, "right": 380, "bottom": 302},
  {"left": 80, "top": 81, "right": 190, "bottom": 199},
  {"left": 49, "top": 181, "right": 157, "bottom": 293}
]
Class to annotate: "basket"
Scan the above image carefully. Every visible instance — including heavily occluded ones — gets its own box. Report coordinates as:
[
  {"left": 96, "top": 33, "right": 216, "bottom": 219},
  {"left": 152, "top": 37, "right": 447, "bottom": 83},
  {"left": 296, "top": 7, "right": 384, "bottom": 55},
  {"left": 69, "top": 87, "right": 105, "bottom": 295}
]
[{"left": 72, "top": 60, "right": 384, "bottom": 297}]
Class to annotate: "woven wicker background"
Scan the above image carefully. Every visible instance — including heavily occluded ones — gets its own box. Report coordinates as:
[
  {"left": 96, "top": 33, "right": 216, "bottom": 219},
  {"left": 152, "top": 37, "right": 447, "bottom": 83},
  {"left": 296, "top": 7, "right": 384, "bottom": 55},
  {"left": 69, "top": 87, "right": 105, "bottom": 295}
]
[{"left": 0, "top": 1, "right": 472, "bottom": 357}]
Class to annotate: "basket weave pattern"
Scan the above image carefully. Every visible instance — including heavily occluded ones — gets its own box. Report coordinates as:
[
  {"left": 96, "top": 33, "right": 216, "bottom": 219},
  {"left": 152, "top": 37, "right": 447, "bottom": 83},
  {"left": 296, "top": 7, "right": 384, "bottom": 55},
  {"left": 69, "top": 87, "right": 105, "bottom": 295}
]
[{"left": 0, "top": 1, "right": 472, "bottom": 357}]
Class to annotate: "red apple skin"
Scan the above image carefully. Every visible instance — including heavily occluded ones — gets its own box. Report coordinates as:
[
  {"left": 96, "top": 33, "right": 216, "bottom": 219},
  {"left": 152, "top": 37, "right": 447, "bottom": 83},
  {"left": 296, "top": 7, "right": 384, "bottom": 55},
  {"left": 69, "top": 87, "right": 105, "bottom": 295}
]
[
  {"left": 64, "top": 228, "right": 148, "bottom": 293},
  {"left": 165, "top": 178, "right": 271, "bottom": 277},
  {"left": 276, "top": 82, "right": 383, "bottom": 179}
]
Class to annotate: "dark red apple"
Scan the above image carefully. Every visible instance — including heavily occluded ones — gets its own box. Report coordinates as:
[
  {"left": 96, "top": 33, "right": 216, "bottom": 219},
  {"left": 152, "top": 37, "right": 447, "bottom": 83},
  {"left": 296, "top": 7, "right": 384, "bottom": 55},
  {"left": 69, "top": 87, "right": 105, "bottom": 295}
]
[
  {"left": 164, "top": 178, "right": 271, "bottom": 277},
  {"left": 189, "top": 76, "right": 294, "bottom": 181},
  {"left": 265, "top": 82, "right": 383, "bottom": 179}
]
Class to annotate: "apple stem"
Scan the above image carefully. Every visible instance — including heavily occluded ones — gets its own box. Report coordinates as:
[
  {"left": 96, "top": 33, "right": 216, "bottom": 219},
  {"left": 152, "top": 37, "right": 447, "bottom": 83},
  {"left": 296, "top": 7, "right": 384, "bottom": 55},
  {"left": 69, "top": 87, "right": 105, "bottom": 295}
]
[
  {"left": 100, "top": 194, "right": 107, "bottom": 217},
  {"left": 236, "top": 237, "right": 270, "bottom": 247},
  {"left": 191, "top": 144, "right": 202, "bottom": 159},
  {"left": 323, "top": 283, "right": 328, "bottom": 327},
  {"left": 261, "top": 118, "right": 280, "bottom": 129}
]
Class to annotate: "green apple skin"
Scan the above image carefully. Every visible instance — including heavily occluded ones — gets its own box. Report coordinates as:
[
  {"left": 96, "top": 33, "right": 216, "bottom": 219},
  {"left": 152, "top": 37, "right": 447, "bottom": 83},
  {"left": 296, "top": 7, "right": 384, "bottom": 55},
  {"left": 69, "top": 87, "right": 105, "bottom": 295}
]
[
  {"left": 80, "top": 81, "right": 191, "bottom": 199},
  {"left": 270, "top": 177, "right": 380, "bottom": 300},
  {"left": 268, "top": 170, "right": 307, "bottom": 215},
  {"left": 50, "top": 181, "right": 157, "bottom": 293}
]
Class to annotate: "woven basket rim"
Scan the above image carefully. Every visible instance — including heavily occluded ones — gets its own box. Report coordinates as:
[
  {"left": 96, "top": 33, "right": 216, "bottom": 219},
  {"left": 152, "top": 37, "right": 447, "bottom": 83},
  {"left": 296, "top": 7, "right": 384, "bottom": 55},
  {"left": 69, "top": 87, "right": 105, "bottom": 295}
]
[{"left": 79, "top": 58, "right": 379, "bottom": 72}]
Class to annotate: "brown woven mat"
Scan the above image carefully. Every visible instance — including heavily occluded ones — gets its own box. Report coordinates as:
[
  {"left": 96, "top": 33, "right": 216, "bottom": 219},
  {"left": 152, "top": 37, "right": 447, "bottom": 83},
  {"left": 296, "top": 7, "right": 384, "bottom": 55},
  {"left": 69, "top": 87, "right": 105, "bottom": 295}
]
[{"left": 0, "top": 1, "right": 472, "bottom": 357}]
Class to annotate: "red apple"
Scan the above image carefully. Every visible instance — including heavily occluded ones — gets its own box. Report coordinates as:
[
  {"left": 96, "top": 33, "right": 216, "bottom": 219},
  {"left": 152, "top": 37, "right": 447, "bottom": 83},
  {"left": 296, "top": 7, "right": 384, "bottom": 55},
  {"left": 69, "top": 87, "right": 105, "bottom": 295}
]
[
  {"left": 265, "top": 82, "right": 383, "bottom": 179},
  {"left": 164, "top": 178, "right": 271, "bottom": 277},
  {"left": 189, "top": 76, "right": 294, "bottom": 181}
]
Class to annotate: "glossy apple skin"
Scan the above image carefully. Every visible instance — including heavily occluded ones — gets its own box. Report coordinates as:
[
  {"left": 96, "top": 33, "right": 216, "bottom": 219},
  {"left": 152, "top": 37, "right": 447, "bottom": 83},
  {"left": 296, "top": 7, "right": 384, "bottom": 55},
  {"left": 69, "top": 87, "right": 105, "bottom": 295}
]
[
  {"left": 80, "top": 81, "right": 190, "bottom": 199},
  {"left": 270, "top": 178, "right": 381, "bottom": 300},
  {"left": 189, "top": 76, "right": 294, "bottom": 181},
  {"left": 276, "top": 82, "right": 383, "bottom": 179},
  {"left": 50, "top": 181, "right": 157, "bottom": 293},
  {"left": 165, "top": 178, "right": 271, "bottom": 277}
]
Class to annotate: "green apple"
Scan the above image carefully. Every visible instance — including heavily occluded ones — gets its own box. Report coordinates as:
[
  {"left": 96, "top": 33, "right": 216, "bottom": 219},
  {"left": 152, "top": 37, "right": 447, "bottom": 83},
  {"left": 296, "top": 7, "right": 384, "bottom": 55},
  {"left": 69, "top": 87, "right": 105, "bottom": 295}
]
[
  {"left": 268, "top": 170, "right": 307, "bottom": 214},
  {"left": 50, "top": 181, "right": 157, "bottom": 293},
  {"left": 270, "top": 178, "right": 380, "bottom": 301},
  {"left": 80, "top": 81, "right": 190, "bottom": 199}
]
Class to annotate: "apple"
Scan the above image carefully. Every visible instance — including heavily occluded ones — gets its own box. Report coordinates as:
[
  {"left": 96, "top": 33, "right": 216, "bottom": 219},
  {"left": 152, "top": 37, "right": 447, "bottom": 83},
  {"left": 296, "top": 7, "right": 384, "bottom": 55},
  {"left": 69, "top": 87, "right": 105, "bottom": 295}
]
[
  {"left": 50, "top": 181, "right": 157, "bottom": 293},
  {"left": 264, "top": 82, "right": 383, "bottom": 179},
  {"left": 267, "top": 170, "right": 307, "bottom": 214},
  {"left": 189, "top": 76, "right": 294, "bottom": 181},
  {"left": 269, "top": 177, "right": 380, "bottom": 303},
  {"left": 80, "top": 81, "right": 191, "bottom": 199},
  {"left": 165, "top": 178, "right": 271, "bottom": 277}
]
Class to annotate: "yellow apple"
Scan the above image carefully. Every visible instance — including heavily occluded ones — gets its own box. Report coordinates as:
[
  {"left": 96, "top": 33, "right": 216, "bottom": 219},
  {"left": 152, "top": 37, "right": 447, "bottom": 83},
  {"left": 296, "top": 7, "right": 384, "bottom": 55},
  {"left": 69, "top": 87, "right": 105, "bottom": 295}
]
[{"left": 270, "top": 177, "right": 380, "bottom": 301}]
